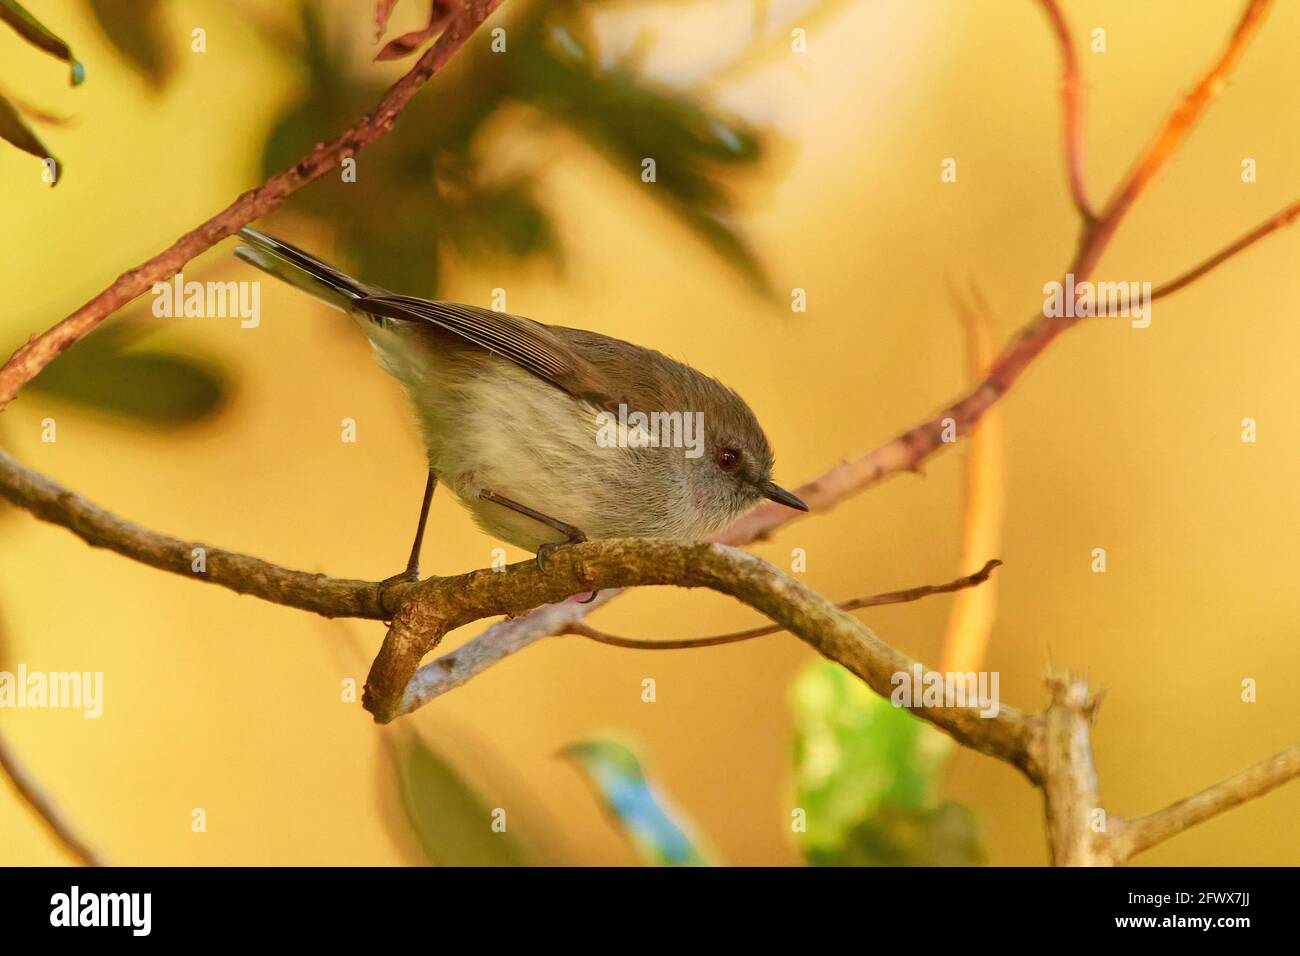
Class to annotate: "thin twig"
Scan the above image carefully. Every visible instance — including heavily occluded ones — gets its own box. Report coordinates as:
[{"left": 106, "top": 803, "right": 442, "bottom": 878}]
[
  {"left": 1026, "top": 0, "right": 1277, "bottom": 867},
  {"left": 1037, "top": 0, "right": 1094, "bottom": 221},
  {"left": 361, "top": 539, "right": 1041, "bottom": 779},
  {"left": 0, "top": 729, "right": 103, "bottom": 866},
  {"left": 1117, "top": 744, "right": 1300, "bottom": 860},
  {"left": 1150, "top": 198, "right": 1300, "bottom": 302},
  {"left": 1073, "top": 0, "right": 1273, "bottom": 278},
  {"left": 0, "top": 0, "right": 504, "bottom": 410},
  {"left": 721, "top": 0, "right": 1276, "bottom": 549},
  {"left": 567, "top": 560, "right": 1001, "bottom": 650}
]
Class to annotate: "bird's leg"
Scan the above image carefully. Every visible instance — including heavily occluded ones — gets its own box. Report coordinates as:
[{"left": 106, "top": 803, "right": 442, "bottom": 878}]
[
  {"left": 477, "top": 490, "right": 588, "bottom": 574},
  {"left": 377, "top": 471, "right": 436, "bottom": 606},
  {"left": 401, "top": 470, "right": 438, "bottom": 578}
]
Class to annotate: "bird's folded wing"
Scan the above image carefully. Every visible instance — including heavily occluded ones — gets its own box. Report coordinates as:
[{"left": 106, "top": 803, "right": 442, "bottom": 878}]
[{"left": 357, "top": 294, "right": 614, "bottom": 407}]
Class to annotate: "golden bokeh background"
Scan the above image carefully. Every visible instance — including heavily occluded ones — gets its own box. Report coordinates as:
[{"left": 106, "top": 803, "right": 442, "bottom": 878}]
[{"left": 2, "top": 0, "right": 1297, "bottom": 865}]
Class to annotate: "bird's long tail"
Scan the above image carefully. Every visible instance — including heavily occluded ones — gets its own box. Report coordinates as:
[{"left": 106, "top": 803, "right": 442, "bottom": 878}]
[{"left": 234, "top": 227, "right": 378, "bottom": 313}]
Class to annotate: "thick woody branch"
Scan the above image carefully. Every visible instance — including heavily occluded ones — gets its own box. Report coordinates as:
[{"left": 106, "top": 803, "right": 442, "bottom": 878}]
[
  {"left": 0, "top": 448, "right": 409, "bottom": 619},
  {"left": 1037, "top": 674, "right": 1111, "bottom": 866},
  {"left": 401, "top": 591, "right": 623, "bottom": 708},
  {"left": 0, "top": 447, "right": 1034, "bottom": 776},
  {"left": 16, "top": 427, "right": 1292, "bottom": 863},
  {"left": 361, "top": 539, "right": 1042, "bottom": 781},
  {"left": 0, "top": 0, "right": 504, "bottom": 410},
  {"left": 1035, "top": 676, "right": 1300, "bottom": 865}
]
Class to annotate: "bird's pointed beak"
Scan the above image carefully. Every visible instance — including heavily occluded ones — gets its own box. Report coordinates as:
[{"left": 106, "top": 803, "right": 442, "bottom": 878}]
[{"left": 763, "top": 481, "right": 809, "bottom": 512}]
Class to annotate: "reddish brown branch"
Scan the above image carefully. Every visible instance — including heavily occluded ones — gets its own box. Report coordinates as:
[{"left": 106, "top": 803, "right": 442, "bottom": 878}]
[
  {"left": 1074, "top": 0, "right": 1273, "bottom": 279},
  {"left": 720, "top": 0, "right": 1276, "bottom": 547},
  {"left": 0, "top": 0, "right": 504, "bottom": 410},
  {"left": 567, "top": 559, "right": 1001, "bottom": 650},
  {"left": 1037, "top": 0, "right": 1094, "bottom": 221},
  {"left": 1150, "top": 198, "right": 1300, "bottom": 301}
]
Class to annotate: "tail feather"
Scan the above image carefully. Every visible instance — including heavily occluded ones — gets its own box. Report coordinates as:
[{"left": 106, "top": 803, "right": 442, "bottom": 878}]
[{"left": 234, "top": 227, "right": 376, "bottom": 313}]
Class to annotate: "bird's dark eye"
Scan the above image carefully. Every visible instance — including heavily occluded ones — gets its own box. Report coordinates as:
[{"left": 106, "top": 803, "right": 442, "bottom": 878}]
[{"left": 716, "top": 448, "right": 741, "bottom": 472}]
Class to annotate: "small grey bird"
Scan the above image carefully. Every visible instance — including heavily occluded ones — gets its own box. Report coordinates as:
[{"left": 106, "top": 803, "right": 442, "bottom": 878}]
[{"left": 234, "top": 228, "right": 807, "bottom": 582}]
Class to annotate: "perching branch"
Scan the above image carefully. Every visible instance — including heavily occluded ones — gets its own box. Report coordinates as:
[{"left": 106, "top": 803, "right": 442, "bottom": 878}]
[
  {"left": 400, "top": 0, "right": 1300, "bottom": 866},
  {"left": 12, "top": 428, "right": 1294, "bottom": 860},
  {"left": 0, "top": 445, "right": 1033, "bottom": 774},
  {"left": 0, "top": 448, "right": 405, "bottom": 620},
  {"left": 0, "top": 0, "right": 504, "bottom": 410},
  {"left": 0, "top": 445, "right": 1022, "bottom": 747},
  {"left": 361, "top": 539, "right": 1041, "bottom": 778},
  {"left": 445, "top": 9, "right": 1299, "bottom": 850}
]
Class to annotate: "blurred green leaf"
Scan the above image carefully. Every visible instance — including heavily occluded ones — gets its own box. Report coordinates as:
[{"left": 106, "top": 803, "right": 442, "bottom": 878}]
[
  {"left": 395, "top": 733, "right": 529, "bottom": 866},
  {"left": 791, "top": 661, "right": 985, "bottom": 866},
  {"left": 439, "top": 178, "right": 557, "bottom": 262},
  {"left": 85, "top": 0, "right": 172, "bottom": 88},
  {"left": 257, "top": 0, "right": 770, "bottom": 296},
  {"left": 563, "top": 739, "right": 710, "bottom": 866},
  {"left": 834, "top": 802, "right": 986, "bottom": 867},
  {"left": 792, "top": 662, "right": 946, "bottom": 849},
  {"left": 0, "top": 0, "right": 85, "bottom": 84},
  {"left": 24, "top": 323, "right": 228, "bottom": 426},
  {"left": 0, "top": 93, "right": 55, "bottom": 165},
  {"left": 519, "top": 18, "right": 770, "bottom": 290}
]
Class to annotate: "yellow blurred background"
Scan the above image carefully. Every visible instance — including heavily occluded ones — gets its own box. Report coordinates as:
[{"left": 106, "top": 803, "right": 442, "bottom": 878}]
[{"left": 1, "top": 0, "right": 1297, "bottom": 865}]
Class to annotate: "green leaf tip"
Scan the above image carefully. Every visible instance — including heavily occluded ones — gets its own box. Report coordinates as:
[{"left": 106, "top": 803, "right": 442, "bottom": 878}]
[{"left": 0, "top": 0, "right": 84, "bottom": 83}]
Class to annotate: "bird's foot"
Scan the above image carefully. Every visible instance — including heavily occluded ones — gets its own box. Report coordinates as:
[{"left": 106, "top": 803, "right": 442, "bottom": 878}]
[
  {"left": 376, "top": 564, "right": 420, "bottom": 616},
  {"left": 535, "top": 531, "right": 588, "bottom": 573}
]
